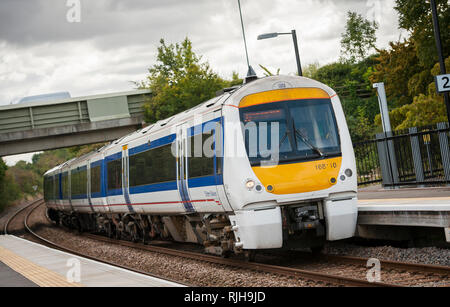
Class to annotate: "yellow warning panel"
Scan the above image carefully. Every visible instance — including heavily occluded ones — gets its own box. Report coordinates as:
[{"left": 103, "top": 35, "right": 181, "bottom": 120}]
[{"left": 0, "top": 246, "right": 83, "bottom": 287}]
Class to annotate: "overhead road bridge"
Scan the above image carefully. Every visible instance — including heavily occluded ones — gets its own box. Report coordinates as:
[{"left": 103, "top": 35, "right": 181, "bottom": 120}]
[{"left": 0, "top": 90, "right": 151, "bottom": 156}]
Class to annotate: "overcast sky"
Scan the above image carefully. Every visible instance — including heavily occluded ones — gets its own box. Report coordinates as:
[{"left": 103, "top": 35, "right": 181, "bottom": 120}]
[{"left": 1, "top": 0, "right": 405, "bottom": 165}]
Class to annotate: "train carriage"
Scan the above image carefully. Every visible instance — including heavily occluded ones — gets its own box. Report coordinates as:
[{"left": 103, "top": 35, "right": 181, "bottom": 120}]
[{"left": 44, "top": 75, "right": 358, "bottom": 257}]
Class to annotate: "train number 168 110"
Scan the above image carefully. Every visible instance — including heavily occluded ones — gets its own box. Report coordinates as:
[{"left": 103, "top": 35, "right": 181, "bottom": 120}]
[{"left": 315, "top": 162, "right": 337, "bottom": 170}]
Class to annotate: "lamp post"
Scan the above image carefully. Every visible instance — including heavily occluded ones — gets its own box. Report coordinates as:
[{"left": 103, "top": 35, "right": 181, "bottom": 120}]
[{"left": 257, "top": 30, "right": 303, "bottom": 76}]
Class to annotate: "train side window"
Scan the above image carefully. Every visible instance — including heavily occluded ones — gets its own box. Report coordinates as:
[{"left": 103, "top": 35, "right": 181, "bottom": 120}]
[
  {"left": 70, "top": 169, "right": 87, "bottom": 197},
  {"left": 56, "top": 175, "right": 61, "bottom": 199},
  {"left": 188, "top": 133, "right": 215, "bottom": 178},
  {"left": 52, "top": 176, "right": 56, "bottom": 200},
  {"left": 107, "top": 159, "right": 122, "bottom": 190},
  {"left": 44, "top": 176, "right": 52, "bottom": 200},
  {"left": 216, "top": 156, "right": 222, "bottom": 175},
  {"left": 129, "top": 143, "right": 176, "bottom": 187},
  {"left": 79, "top": 169, "right": 87, "bottom": 196},
  {"left": 90, "top": 165, "right": 101, "bottom": 194},
  {"left": 62, "top": 172, "right": 69, "bottom": 199},
  {"left": 71, "top": 170, "right": 78, "bottom": 197}
]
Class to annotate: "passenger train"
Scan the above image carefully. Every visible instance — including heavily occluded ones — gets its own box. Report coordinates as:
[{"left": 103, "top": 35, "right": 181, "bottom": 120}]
[{"left": 44, "top": 75, "right": 358, "bottom": 258}]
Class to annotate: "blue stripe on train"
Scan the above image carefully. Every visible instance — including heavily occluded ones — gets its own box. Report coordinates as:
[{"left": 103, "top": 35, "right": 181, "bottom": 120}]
[
  {"left": 107, "top": 188, "right": 123, "bottom": 196},
  {"left": 129, "top": 134, "right": 176, "bottom": 156},
  {"left": 187, "top": 117, "right": 221, "bottom": 137},
  {"left": 72, "top": 194, "right": 88, "bottom": 200},
  {"left": 188, "top": 175, "right": 216, "bottom": 188},
  {"left": 82, "top": 118, "right": 224, "bottom": 200},
  {"left": 129, "top": 181, "right": 178, "bottom": 194}
]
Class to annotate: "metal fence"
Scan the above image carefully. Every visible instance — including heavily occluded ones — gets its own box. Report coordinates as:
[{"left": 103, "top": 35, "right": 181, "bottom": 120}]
[{"left": 354, "top": 122, "right": 450, "bottom": 187}]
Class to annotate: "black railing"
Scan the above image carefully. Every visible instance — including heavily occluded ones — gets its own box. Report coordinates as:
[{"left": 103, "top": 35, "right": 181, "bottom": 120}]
[
  {"left": 354, "top": 122, "right": 450, "bottom": 186},
  {"left": 354, "top": 138, "right": 382, "bottom": 185}
]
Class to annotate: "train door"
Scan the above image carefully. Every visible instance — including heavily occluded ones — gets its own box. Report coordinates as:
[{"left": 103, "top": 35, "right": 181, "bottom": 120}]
[
  {"left": 176, "top": 123, "right": 195, "bottom": 213},
  {"left": 86, "top": 160, "right": 95, "bottom": 213},
  {"left": 95, "top": 156, "right": 110, "bottom": 213},
  {"left": 185, "top": 114, "right": 229, "bottom": 213},
  {"left": 212, "top": 110, "right": 233, "bottom": 212},
  {"left": 121, "top": 145, "right": 134, "bottom": 213},
  {"left": 68, "top": 170, "right": 74, "bottom": 212}
]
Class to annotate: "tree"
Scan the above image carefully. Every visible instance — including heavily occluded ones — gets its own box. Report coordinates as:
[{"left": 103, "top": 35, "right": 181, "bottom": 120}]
[
  {"left": 349, "top": 106, "right": 375, "bottom": 142},
  {"left": 0, "top": 158, "right": 21, "bottom": 212},
  {"left": 7, "top": 164, "right": 41, "bottom": 196},
  {"left": 303, "top": 62, "right": 320, "bottom": 79},
  {"left": 312, "top": 62, "right": 354, "bottom": 88},
  {"left": 340, "top": 11, "right": 378, "bottom": 63},
  {"left": 369, "top": 40, "right": 425, "bottom": 107},
  {"left": 259, "top": 64, "right": 280, "bottom": 77},
  {"left": 137, "top": 38, "right": 233, "bottom": 123},
  {"left": 308, "top": 55, "right": 380, "bottom": 141},
  {"left": 395, "top": 0, "right": 450, "bottom": 69},
  {"left": 375, "top": 56, "right": 450, "bottom": 129},
  {"left": 0, "top": 158, "right": 7, "bottom": 210}
]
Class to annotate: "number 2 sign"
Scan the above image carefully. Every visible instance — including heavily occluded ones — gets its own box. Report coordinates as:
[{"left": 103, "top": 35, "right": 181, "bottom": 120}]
[{"left": 435, "top": 74, "right": 450, "bottom": 93}]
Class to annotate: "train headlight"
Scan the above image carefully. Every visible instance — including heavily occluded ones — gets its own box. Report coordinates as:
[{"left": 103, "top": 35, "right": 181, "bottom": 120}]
[
  {"left": 245, "top": 179, "right": 256, "bottom": 190},
  {"left": 345, "top": 169, "right": 353, "bottom": 177}
]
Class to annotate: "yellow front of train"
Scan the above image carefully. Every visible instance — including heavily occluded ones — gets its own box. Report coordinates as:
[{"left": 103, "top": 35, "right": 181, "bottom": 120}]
[{"left": 223, "top": 76, "right": 358, "bottom": 251}]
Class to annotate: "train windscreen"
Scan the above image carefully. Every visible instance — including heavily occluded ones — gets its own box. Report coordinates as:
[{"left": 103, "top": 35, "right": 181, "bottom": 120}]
[{"left": 240, "top": 99, "right": 341, "bottom": 166}]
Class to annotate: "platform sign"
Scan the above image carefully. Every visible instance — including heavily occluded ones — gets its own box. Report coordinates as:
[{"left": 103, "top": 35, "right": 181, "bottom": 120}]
[{"left": 435, "top": 74, "right": 450, "bottom": 93}]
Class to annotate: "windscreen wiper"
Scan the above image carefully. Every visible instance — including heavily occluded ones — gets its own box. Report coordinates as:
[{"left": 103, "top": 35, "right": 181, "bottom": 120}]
[
  {"left": 279, "top": 129, "right": 291, "bottom": 149},
  {"left": 293, "top": 127, "right": 324, "bottom": 157}
]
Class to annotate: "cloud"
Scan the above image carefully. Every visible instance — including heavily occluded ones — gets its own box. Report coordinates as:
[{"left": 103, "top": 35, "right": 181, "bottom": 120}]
[{"left": 0, "top": 0, "right": 404, "bottom": 106}]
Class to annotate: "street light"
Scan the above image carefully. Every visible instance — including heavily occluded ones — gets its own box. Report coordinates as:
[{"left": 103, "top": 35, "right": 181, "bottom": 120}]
[{"left": 257, "top": 30, "right": 303, "bottom": 76}]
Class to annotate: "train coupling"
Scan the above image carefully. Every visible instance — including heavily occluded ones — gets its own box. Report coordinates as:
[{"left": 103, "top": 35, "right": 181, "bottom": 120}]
[{"left": 291, "top": 205, "right": 321, "bottom": 230}]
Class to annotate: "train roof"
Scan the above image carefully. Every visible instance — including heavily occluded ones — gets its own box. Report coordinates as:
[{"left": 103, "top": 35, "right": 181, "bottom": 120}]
[{"left": 43, "top": 75, "right": 336, "bottom": 172}]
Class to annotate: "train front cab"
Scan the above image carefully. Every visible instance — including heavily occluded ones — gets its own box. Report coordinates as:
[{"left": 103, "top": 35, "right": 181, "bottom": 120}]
[{"left": 227, "top": 81, "right": 358, "bottom": 251}]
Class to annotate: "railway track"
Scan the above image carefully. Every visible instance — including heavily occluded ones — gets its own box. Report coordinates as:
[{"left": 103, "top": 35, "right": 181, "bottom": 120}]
[
  {"left": 80, "top": 233, "right": 397, "bottom": 287},
  {"left": 318, "top": 253, "right": 450, "bottom": 276},
  {"left": 12, "top": 200, "right": 450, "bottom": 287},
  {"left": 259, "top": 250, "right": 450, "bottom": 286},
  {"left": 81, "top": 233, "right": 450, "bottom": 287},
  {"left": 3, "top": 198, "right": 44, "bottom": 235},
  {"left": 4, "top": 200, "right": 189, "bottom": 286}
]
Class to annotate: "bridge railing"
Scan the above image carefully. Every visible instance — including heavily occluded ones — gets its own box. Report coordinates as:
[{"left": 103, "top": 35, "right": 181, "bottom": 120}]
[
  {"left": 0, "top": 90, "right": 151, "bottom": 134},
  {"left": 354, "top": 122, "right": 450, "bottom": 187}
]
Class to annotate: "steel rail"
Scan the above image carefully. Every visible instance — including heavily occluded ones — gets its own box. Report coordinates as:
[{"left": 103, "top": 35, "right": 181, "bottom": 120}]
[
  {"left": 23, "top": 201, "right": 190, "bottom": 287},
  {"left": 37, "top": 204, "right": 448, "bottom": 286},
  {"left": 3, "top": 198, "right": 44, "bottom": 235},
  {"left": 319, "top": 253, "right": 450, "bottom": 276}
]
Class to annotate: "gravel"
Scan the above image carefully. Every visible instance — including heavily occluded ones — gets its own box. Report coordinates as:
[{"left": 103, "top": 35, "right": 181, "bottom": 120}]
[
  {"left": 35, "top": 226, "right": 321, "bottom": 287},
  {"left": 26, "top": 204, "right": 320, "bottom": 287},
  {"left": 324, "top": 241, "right": 450, "bottom": 267},
  {"left": 0, "top": 197, "right": 40, "bottom": 234},
  {"left": 21, "top": 203, "right": 450, "bottom": 287}
]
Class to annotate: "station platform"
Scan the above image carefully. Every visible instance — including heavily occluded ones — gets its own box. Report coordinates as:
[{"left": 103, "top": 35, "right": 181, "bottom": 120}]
[
  {"left": 0, "top": 235, "right": 183, "bottom": 287},
  {"left": 356, "top": 186, "right": 450, "bottom": 242}
]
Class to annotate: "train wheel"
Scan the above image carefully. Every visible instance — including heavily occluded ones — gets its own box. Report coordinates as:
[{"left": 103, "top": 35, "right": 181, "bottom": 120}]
[
  {"left": 115, "top": 229, "right": 121, "bottom": 240},
  {"left": 244, "top": 250, "right": 256, "bottom": 262},
  {"left": 130, "top": 224, "right": 139, "bottom": 243},
  {"left": 311, "top": 245, "right": 324, "bottom": 255},
  {"left": 106, "top": 223, "right": 113, "bottom": 238},
  {"left": 221, "top": 250, "right": 232, "bottom": 258},
  {"left": 142, "top": 229, "right": 149, "bottom": 245}
]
